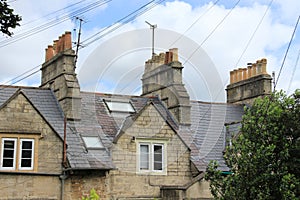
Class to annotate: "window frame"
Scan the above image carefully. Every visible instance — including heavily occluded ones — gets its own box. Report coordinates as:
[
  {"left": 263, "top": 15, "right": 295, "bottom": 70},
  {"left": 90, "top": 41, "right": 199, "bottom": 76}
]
[
  {"left": 1, "top": 138, "right": 17, "bottom": 170},
  {"left": 82, "top": 136, "right": 104, "bottom": 149},
  {"left": 137, "top": 141, "right": 166, "bottom": 174},
  {"left": 103, "top": 99, "right": 135, "bottom": 113},
  {"left": 19, "top": 139, "right": 34, "bottom": 170}
]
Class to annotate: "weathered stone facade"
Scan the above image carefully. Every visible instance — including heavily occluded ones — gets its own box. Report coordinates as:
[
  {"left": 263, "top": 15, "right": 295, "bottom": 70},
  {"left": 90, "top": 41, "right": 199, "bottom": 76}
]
[
  {"left": 110, "top": 103, "right": 192, "bottom": 199},
  {"left": 40, "top": 32, "right": 81, "bottom": 121},
  {"left": 0, "top": 91, "right": 63, "bottom": 199},
  {"left": 142, "top": 49, "right": 191, "bottom": 126}
]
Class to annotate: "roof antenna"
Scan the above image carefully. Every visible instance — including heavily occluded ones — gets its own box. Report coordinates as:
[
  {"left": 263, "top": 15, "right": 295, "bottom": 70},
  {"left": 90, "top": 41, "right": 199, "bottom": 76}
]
[
  {"left": 74, "top": 17, "right": 84, "bottom": 66},
  {"left": 145, "top": 21, "right": 157, "bottom": 57}
]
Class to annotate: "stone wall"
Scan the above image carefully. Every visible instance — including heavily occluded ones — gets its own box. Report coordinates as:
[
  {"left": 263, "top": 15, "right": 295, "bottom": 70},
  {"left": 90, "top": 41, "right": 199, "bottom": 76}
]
[
  {"left": 0, "top": 92, "right": 63, "bottom": 199},
  {"left": 0, "top": 175, "right": 61, "bottom": 200},
  {"left": 40, "top": 32, "right": 81, "bottom": 120},
  {"left": 110, "top": 103, "right": 192, "bottom": 199},
  {"left": 64, "top": 171, "right": 108, "bottom": 200}
]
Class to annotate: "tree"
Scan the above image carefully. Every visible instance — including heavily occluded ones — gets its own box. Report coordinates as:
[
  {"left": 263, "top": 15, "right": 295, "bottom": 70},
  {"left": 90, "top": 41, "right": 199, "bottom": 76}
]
[
  {"left": 0, "top": 0, "right": 21, "bottom": 36},
  {"left": 82, "top": 188, "right": 100, "bottom": 200},
  {"left": 205, "top": 90, "right": 300, "bottom": 200}
]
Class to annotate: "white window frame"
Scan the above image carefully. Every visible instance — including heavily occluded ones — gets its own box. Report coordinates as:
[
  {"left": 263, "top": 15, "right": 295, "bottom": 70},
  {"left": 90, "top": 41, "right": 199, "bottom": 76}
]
[
  {"left": 19, "top": 139, "right": 34, "bottom": 170},
  {"left": 82, "top": 136, "right": 104, "bottom": 149},
  {"left": 1, "top": 138, "right": 17, "bottom": 170},
  {"left": 137, "top": 141, "right": 166, "bottom": 174},
  {"left": 104, "top": 100, "right": 135, "bottom": 113}
]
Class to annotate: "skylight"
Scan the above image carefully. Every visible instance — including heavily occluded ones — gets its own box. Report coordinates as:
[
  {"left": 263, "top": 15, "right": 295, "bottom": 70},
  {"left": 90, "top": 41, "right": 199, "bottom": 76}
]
[
  {"left": 82, "top": 136, "right": 103, "bottom": 149},
  {"left": 104, "top": 100, "right": 135, "bottom": 113}
]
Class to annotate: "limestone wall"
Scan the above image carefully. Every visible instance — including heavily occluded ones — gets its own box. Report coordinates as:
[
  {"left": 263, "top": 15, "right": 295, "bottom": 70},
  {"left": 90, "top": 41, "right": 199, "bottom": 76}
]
[
  {"left": 0, "top": 92, "right": 63, "bottom": 199},
  {"left": 110, "top": 104, "right": 191, "bottom": 199}
]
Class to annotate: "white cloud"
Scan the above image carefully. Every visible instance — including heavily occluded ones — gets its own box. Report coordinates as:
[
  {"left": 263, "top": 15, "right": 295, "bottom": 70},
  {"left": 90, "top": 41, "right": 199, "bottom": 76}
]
[{"left": 0, "top": 0, "right": 299, "bottom": 100}]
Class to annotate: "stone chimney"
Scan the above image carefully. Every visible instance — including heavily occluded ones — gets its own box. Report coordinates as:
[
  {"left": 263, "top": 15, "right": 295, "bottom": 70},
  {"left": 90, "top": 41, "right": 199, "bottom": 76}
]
[
  {"left": 40, "top": 31, "right": 81, "bottom": 120},
  {"left": 226, "top": 58, "right": 272, "bottom": 105},
  {"left": 141, "top": 48, "right": 191, "bottom": 126}
]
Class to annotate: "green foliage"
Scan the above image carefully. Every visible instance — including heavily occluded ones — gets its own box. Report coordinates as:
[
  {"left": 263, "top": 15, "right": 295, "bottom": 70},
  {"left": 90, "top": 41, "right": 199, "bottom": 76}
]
[
  {"left": 82, "top": 188, "right": 100, "bottom": 200},
  {"left": 0, "top": 0, "right": 21, "bottom": 36},
  {"left": 205, "top": 90, "right": 300, "bottom": 200}
]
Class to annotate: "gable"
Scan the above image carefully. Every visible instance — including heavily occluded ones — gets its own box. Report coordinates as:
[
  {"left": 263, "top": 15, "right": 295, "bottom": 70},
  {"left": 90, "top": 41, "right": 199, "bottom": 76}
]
[{"left": 0, "top": 91, "right": 61, "bottom": 139}]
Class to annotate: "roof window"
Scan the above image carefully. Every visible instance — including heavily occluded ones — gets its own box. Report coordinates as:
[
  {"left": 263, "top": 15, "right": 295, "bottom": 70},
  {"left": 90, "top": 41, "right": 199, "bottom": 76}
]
[
  {"left": 104, "top": 100, "right": 135, "bottom": 113},
  {"left": 82, "top": 136, "right": 103, "bottom": 149}
]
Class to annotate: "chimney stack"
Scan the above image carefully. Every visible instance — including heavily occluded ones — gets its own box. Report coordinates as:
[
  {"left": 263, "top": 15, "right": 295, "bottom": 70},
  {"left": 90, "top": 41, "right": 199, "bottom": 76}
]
[
  {"left": 142, "top": 48, "right": 191, "bottom": 126},
  {"left": 226, "top": 58, "right": 272, "bottom": 105},
  {"left": 41, "top": 31, "right": 81, "bottom": 121}
]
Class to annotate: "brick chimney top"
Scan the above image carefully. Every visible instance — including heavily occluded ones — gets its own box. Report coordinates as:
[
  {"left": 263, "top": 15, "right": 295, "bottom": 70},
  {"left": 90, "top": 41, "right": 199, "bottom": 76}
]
[
  {"left": 229, "top": 58, "right": 268, "bottom": 84},
  {"left": 45, "top": 31, "right": 72, "bottom": 62}
]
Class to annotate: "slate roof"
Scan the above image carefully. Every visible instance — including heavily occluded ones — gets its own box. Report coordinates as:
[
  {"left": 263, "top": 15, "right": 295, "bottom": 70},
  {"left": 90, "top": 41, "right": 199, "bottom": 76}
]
[
  {"left": 188, "top": 101, "right": 244, "bottom": 171},
  {"left": 0, "top": 86, "right": 244, "bottom": 172}
]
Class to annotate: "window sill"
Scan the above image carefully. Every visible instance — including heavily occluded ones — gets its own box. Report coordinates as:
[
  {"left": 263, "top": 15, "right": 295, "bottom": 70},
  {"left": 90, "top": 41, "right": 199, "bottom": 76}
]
[{"left": 136, "top": 171, "right": 167, "bottom": 176}]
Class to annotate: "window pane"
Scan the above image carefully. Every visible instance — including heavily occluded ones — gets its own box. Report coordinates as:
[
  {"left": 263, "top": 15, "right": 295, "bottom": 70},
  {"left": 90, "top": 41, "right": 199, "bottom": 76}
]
[
  {"left": 3, "top": 150, "right": 14, "bottom": 158},
  {"left": 21, "top": 150, "right": 32, "bottom": 158},
  {"left": 140, "top": 145, "right": 149, "bottom": 170},
  {"left": 106, "top": 101, "right": 135, "bottom": 112},
  {"left": 4, "top": 141, "right": 14, "bottom": 149},
  {"left": 21, "top": 159, "right": 32, "bottom": 168},
  {"left": 3, "top": 159, "right": 14, "bottom": 167},
  {"left": 154, "top": 145, "right": 163, "bottom": 171},
  {"left": 22, "top": 141, "right": 32, "bottom": 149},
  {"left": 82, "top": 136, "right": 103, "bottom": 148}
]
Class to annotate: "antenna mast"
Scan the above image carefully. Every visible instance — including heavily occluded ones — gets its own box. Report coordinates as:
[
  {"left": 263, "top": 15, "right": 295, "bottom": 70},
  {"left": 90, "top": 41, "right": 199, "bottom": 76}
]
[
  {"left": 145, "top": 21, "right": 157, "bottom": 57},
  {"left": 74, "top": 17, "right": 83, "bottom": 66}
]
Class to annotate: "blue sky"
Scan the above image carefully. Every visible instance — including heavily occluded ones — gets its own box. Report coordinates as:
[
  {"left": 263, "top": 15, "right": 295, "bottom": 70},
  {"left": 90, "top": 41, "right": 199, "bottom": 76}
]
[{"left": 0, "top": 0, "right": 299, "bottom": 101}]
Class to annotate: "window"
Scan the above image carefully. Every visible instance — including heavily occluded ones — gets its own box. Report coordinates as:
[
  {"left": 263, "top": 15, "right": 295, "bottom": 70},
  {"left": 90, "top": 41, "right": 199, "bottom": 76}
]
[
  {"left": 1, "top": 138, "right": 17, "bottom": 170},
  {"left": 19, "top": 139, "right": 34, "bottom": 170},
  {"left": 138, "top": 142, "right": 165, "bottom": 173},
  {"left": 82, "top": 136, "right": 103, "bottom": 149},
  {"left": 104, "top": 100, "right": 135, "bottom": 113},
  {"left": 1, "top": 138, "right": 34, "bottom": 171}
]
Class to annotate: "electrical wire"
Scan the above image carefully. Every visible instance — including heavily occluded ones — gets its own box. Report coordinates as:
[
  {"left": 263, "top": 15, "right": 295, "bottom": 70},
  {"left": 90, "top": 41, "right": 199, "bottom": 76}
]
[
  {"left": 287, "top": 49, "right": 300, "bottom": 94},
  {"left": 169, "top": 0, "right": 221, "bottom": 48},
  {"left": 234, "top": 0, "right": 273, "bottom": 68},
  {"left": 81, "top": 0, "right": 166, "bottom": 48},
  {"left": 0, "top": 0, "right": 111, "bottom": 48},
  {"left": 20, "top": 0, "right": 88, "bottom": 27},
  {"left": 274, "top": 15, "right": 300, "bottom": 90},
  {"left": 0, "top": 0, "right": 165, "bottom": 87},
  {"left": 182, "top": 0, "right": 241, "bottom": 66}
]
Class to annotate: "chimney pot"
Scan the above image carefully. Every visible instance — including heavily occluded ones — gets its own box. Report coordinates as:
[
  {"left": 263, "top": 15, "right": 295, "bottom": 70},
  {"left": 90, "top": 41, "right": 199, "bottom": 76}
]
[
  {"left": 45, "top": 45, "right": 54, "bottom": 62},
  {"left": 252, "top": 63, "right": 257, "bottom": 76},
  {"left": 230, "top": 71, "right": 234, "bottom": 84},
  {"left": 64, "top": 31, "right": 72, "bottom": 50},
  {"left": 169, "top": 48, "right": 178, "bottom": 62},
  {"left": 247, "top": 65, "right": 252, "bottom": 78},
  {"left": 242, "top": 68, "right": 247, "bottom": 80}
]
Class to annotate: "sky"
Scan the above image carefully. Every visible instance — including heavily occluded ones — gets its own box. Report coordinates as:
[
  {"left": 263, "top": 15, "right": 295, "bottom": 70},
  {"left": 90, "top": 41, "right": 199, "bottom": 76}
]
[{"left": 0, "top": 0, "right": 299, "bottom": 102}]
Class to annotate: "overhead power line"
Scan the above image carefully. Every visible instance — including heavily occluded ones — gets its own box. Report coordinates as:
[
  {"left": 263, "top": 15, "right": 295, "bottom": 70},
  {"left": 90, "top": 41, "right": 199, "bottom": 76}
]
[
  {"left": 234, "top": 0, "right": 274, "bottom": 68},
  {"left": 274, "top": 15, "right": 300, "bottom": 90},
  {"left": 0, "top": 0, "right": 166, "bottom": 87},
  {"left": 0, "top": 0, "right": 111, "bottom": 48},
  {"left": 183, "top": 0, "right": 241, "bottom": 65},
  {"left": 80, "top": 0, "right": 166, "bottom": 48}
]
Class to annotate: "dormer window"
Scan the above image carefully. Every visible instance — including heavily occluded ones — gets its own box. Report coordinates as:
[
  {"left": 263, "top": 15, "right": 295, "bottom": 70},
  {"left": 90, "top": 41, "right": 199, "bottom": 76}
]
[
  {"left": 104, "top": 99, "right": 135, "bottom": 113},
  {"left": 82, "top": 136, "right": 103, "bottom": 149}
]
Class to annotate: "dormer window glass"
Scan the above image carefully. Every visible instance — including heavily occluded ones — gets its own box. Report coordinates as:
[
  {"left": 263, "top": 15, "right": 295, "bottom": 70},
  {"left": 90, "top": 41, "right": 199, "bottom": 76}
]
[
  {"left": 104, "top": 100, "right": 135, "bottom": 113},
  {"left": 82, "top": 136, "right": 103, "bottom": 149}
]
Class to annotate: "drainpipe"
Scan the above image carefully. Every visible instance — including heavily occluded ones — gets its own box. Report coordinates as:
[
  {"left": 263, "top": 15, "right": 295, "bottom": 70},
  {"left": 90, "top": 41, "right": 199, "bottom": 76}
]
[{"left": 61, "top": 116, "right": 68, "bottom": 200}]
